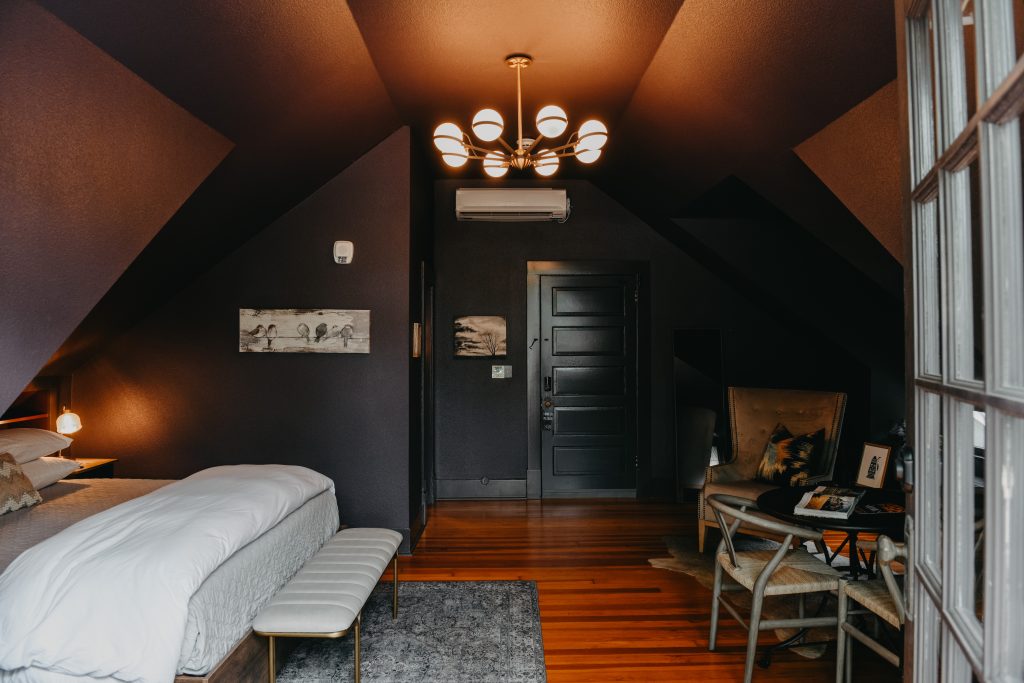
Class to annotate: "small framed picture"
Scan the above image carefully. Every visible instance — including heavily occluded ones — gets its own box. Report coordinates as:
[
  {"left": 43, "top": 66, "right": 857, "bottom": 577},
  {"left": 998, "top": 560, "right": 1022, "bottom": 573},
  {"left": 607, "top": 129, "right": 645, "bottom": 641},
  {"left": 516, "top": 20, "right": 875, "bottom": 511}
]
[{"left": 856, "top": 442, "right": 893, "bottom": 489}]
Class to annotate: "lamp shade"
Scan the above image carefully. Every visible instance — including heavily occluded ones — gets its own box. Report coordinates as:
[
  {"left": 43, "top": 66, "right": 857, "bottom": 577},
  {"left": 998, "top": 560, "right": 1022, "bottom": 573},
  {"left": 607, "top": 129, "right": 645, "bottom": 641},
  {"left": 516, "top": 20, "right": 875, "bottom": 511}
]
[
  {"left": 483, "top": 151, "right": 508, "bottom": 178},
  {"left": 576, "top": 119, "right": 608, "bottom": 151},
  {"left": 536, "top": 105, "right": 568, "bottom": 138},
  {"left": 534, "top": 149, "right": 559, "bottom": 177},
  {"left": 472, "top": 109, "right": 504, "bottom": 142},
  {"left": 433, "top": 122, "right": 465, "bottom": 154},
  {"left": 56, "top": 409, "right": 82, "bottom": 435}
]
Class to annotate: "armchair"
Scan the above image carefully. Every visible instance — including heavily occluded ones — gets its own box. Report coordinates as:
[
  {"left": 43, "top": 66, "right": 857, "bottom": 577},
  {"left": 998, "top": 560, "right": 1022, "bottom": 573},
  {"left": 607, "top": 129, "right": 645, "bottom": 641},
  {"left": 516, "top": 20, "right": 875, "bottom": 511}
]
[{"left": 698, "top": 387, "right": 847, "bottom": 552}]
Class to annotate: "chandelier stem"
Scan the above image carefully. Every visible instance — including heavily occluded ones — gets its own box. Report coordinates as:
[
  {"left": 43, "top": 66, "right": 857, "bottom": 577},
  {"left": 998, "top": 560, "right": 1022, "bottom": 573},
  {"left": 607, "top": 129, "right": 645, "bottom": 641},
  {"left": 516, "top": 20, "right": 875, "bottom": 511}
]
[{"left": 516, "top": 63, "right": 523, "bottom": 152}]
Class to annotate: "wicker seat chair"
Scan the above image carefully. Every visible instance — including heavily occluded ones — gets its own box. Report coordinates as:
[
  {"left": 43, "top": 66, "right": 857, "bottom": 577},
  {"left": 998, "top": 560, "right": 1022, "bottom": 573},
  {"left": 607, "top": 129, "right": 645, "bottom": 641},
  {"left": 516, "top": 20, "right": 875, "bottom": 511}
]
[
  {"left": 698, "top": 387, "right": 847, "bottom": 552},
  {"left": 835, "top": 535, "right": 906, "bottom": 682},
  {"left": 707, "top": 494, "right": 842, "bottom": 683}
]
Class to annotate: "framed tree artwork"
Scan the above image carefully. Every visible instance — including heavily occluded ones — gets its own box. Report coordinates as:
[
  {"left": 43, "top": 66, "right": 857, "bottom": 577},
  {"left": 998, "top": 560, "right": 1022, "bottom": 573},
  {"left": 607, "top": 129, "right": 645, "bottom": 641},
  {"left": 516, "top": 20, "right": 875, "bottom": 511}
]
[{"left": 453, "top": 316, "right": 507, "bottom": 357}]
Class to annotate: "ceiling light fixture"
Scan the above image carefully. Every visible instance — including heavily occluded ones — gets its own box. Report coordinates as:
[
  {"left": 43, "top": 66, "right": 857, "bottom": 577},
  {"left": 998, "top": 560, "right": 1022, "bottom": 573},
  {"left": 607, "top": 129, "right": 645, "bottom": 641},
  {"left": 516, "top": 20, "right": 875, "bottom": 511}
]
[{"left": 433, "top": 54, "right": 608, "bottom": 177}]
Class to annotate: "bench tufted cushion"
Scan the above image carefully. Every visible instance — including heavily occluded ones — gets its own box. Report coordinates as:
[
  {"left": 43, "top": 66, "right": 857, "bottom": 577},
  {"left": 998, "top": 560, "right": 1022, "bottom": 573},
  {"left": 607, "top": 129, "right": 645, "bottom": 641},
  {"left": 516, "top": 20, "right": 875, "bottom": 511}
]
[{"left": 253, "top": 527, "right": 402, "bottom": 635}]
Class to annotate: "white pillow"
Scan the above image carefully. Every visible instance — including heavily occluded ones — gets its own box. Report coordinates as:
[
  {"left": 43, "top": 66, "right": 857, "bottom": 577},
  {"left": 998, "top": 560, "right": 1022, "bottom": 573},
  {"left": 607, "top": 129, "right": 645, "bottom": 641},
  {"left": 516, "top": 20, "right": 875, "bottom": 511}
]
[
  {"left": 0, "top": 429, "right": 73, "bottom": 464},
  {"left": 19, "top": 457, "right": 82, "bottom": 490}
]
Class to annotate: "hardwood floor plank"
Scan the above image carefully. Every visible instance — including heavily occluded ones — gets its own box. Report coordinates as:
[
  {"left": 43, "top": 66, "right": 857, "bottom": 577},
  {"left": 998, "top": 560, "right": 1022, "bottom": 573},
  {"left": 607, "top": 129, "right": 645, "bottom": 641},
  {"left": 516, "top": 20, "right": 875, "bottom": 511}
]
[{"left": 391, "top": 499, "right": 901, "bottom": 682}]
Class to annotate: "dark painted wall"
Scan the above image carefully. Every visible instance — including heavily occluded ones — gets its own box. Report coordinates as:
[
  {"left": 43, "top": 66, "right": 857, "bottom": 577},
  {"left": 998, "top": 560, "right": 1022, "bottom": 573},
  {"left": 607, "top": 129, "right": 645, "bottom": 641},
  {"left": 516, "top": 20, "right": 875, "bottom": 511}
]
[
  {"left": 70, "top": 129, "right": 416, "bottom": 547},
  {"left": 0, "top": 0, "right": 231, "bottom": 413},
  {"left": 433, "top": 179, "right": 894, "bottom": 498}
]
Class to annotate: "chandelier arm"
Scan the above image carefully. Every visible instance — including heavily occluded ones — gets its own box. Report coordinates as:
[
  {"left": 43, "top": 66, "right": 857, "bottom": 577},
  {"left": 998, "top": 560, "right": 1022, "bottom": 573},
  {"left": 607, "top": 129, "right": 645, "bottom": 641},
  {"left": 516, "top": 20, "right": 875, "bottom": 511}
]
[
  {"left": 462, "top": 140, "right": 500, "bottom": 155},
  {"left": 524, "top": 134, "right": 544, "bottom": 154},
  {"left": 543, "top": 140, "right": 582, "bottom": 154},
  {"left": 497, "top": 137, "right": 515, "bottom": 154}
]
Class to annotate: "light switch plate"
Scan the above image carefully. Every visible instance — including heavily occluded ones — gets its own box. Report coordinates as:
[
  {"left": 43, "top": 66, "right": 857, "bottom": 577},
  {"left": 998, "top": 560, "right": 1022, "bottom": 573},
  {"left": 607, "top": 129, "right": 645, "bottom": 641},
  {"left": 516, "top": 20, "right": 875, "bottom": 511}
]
[{"left": 491, "top": 365, "right": 512, "bottom": 379}]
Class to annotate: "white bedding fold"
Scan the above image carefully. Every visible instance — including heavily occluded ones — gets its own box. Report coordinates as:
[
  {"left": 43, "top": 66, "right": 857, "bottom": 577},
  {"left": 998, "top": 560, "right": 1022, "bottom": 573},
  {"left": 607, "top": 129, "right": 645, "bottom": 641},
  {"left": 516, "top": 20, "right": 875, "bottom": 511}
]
[{"left": 0, "top": 464, "right": 334, "bottom": 682}]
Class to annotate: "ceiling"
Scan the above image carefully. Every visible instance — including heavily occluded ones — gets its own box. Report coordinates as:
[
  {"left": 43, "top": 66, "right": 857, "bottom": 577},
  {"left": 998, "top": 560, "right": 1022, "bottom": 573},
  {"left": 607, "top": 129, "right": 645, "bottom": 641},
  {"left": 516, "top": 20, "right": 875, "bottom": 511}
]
[{"left": 5, "top": 0, "right": 901, "bottom": 387}]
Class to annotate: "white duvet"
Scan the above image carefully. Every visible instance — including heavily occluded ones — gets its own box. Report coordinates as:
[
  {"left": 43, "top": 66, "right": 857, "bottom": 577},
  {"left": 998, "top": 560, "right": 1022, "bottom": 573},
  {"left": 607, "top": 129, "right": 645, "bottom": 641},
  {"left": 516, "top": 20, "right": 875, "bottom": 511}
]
[{"left": 0, "top": 464, "right": 334, "bottom": 682}]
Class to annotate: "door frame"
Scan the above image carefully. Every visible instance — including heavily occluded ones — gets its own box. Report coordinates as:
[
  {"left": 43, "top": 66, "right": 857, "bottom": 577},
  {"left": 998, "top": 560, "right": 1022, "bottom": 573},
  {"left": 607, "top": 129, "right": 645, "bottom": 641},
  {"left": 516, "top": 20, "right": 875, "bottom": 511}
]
[{"left": 526, "top": 260, "right": 650, "bottom": 499}]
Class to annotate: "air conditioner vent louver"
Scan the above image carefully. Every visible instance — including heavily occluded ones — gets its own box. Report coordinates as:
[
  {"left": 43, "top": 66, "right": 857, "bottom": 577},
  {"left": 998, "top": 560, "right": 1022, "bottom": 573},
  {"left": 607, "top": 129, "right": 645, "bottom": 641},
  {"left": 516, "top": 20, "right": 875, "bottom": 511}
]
[{"left": 455, "top": 188, "right": 569, "bottom": 222}]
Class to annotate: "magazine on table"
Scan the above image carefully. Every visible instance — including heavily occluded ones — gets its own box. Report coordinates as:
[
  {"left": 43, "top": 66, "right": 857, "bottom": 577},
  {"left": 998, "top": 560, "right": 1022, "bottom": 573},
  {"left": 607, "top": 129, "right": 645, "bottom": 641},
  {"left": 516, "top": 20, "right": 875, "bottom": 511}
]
[{"left": 793, "top": 486, "right": 866, "bottom": 519}]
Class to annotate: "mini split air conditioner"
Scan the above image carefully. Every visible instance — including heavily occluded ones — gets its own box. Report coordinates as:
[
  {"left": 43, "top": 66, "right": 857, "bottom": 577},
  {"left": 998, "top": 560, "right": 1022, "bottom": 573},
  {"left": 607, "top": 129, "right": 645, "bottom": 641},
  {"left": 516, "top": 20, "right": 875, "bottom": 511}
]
[{"left": 455, "top": 188, "right": 569, "bottom": 222}]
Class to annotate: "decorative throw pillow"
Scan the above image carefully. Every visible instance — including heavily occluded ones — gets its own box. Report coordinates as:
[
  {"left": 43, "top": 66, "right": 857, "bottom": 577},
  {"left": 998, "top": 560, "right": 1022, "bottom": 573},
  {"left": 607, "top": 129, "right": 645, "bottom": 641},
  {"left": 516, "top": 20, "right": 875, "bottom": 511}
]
[
  {"left": 0, "top": 452, "right": 43, "bottom": 515},
  {"left": 755, "top": 424, "right": 826, "bottom": 487}
]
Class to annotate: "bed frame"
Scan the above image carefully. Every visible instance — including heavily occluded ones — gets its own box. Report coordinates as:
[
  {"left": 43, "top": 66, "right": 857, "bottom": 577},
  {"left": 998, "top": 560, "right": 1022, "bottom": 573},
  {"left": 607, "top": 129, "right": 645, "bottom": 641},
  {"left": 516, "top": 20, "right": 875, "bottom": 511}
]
[{"left": 174, "top": 633, "right": 268, "bottom": 682}]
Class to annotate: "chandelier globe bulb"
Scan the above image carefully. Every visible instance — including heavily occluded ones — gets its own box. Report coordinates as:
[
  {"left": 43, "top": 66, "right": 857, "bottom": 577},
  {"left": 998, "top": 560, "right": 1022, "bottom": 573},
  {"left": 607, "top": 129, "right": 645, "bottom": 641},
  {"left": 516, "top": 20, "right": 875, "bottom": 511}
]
[
  {"left": 534, "top": 149, "right": 559, "bottom": 177},
  {"left": 472, "top": 109, "right": 504, "bottom": 142},
  {"left": 483, "top": 151, "right": 509, "bottom": 178},
  {"left": 576, "top": 119, "right": 608, "bottom": 151},
  {"left": 441, "top": 150, "right": 469, "bottom": 168},
  {"left": 433, "top": 122, "right": 466, "bottom": 154},
  {"left": 575, "top": 146, "right": 602, "bottom": 164},
  {"left": 536, "top": 105, "right": 568, "bottom": 138}
]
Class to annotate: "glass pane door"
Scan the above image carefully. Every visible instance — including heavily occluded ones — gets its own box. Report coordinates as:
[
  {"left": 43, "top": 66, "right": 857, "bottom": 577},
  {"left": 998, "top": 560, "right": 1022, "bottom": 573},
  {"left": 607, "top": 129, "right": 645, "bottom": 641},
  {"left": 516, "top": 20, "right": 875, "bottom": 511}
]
[{"left": 902, "top": 0, "right": 1024, "bottom": 680}]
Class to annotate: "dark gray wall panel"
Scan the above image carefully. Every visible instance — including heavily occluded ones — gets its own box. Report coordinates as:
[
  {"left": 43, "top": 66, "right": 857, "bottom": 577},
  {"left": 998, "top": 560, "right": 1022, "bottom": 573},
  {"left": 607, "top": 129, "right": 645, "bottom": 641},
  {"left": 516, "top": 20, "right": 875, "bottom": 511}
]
[{"left": 70, "top": 129, "right": 413, "bottom": 541}]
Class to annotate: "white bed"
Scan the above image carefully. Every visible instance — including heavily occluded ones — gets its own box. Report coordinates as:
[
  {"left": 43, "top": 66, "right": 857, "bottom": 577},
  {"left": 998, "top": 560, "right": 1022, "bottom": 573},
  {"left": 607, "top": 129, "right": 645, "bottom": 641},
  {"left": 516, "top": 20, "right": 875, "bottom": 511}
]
[{"left": 0, "top": 465, "right": 339, "bottom": 681}]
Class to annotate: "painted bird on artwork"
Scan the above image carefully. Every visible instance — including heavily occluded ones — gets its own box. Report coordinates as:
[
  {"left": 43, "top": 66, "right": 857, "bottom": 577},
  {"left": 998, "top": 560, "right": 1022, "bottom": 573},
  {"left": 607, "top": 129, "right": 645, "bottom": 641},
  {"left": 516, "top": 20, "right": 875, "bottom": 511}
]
[
  {"left": 314, "top": 322, "right": 328, "bottom": 342},
  {"left": 248, "top": 324, "right": 266, "bottom": 338},
  {"left": 266, "top": 325, "right": 278, "bottom": 349},
  {"left": 297, "top": 323, "right": 310, "bottom": 342}
]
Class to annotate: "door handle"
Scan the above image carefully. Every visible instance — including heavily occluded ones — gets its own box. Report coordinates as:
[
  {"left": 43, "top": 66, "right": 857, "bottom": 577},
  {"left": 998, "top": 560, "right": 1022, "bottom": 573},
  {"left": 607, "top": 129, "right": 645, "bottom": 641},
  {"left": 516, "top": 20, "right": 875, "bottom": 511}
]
[{"left": 543, "top": 376, "right": 552, "bottom": 392}]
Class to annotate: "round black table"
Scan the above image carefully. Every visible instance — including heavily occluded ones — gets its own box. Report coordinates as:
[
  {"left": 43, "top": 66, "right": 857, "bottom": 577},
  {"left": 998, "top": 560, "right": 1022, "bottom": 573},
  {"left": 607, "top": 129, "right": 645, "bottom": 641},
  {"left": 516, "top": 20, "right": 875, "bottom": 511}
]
[{"left": 756, "top": 486, "right": 905, "bottom": 578}]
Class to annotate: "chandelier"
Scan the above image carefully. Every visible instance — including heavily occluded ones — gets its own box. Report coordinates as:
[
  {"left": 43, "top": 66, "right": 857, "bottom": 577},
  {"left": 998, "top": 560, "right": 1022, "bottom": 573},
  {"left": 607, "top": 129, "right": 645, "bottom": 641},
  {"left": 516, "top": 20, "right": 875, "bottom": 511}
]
[{"left": 432, "top": 54, "right": 608, "bottom": 177}]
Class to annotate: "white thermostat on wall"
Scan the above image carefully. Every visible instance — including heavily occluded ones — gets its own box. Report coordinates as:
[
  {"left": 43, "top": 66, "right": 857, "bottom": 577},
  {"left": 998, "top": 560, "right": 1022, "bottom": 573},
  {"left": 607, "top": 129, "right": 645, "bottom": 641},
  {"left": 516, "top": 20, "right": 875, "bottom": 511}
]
[{"left": 333, "top": 240, "right": 354, "bottom": 264}]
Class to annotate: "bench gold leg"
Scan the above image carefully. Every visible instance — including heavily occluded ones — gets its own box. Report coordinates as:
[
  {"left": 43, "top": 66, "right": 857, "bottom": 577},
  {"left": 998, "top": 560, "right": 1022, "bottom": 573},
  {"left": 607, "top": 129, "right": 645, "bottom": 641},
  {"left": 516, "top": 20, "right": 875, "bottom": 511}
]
[
  {"left": 354, "top": 612, "right": 362, "bottom": 683},
  {"left": 392, "top": 554, "right": 399, "bottom": 620},
  {"left": 267, "top": 635, "right": 276, "bottom": 683}
]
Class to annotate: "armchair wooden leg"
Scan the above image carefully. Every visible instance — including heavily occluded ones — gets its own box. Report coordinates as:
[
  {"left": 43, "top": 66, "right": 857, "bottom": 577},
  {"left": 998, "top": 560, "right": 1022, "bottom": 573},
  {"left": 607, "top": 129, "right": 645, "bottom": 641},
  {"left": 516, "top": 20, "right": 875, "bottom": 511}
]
[
  {"left": 744, "top": 589, "right": 765, "bottom": 683},
  {"left": 836, "top": 580, "right": 848, "bottom": 683},
  {"left": 698, "top": 519, "right": 707, "bottom": 553},
  {"left": 709, "top": 560, "right": 723, "bottom": 651}
]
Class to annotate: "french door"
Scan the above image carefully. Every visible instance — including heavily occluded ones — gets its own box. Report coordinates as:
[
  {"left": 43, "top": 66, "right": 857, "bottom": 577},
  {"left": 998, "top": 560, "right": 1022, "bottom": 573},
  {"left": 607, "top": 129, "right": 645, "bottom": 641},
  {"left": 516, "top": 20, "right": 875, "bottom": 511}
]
[{"left": 901, "top": 0, "right": 1024, "bottom": 680}]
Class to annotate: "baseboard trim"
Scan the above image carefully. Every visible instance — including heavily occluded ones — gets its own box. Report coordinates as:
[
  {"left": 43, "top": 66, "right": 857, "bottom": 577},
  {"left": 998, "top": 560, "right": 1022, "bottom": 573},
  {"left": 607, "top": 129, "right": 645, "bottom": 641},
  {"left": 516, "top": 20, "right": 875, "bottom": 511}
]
[
  {"left": 436, "top": 478, "right": 526, "bottom": 499},
  {"left": 543, "top": 489, "right": 637, "bottom": 499}
]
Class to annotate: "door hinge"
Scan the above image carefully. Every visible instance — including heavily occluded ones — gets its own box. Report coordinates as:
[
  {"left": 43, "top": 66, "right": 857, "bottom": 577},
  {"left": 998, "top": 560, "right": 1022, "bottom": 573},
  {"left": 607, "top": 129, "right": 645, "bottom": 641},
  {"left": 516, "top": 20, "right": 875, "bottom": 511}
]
[{"left": 634, "top": 284, "right": 639, "bottom": 303}]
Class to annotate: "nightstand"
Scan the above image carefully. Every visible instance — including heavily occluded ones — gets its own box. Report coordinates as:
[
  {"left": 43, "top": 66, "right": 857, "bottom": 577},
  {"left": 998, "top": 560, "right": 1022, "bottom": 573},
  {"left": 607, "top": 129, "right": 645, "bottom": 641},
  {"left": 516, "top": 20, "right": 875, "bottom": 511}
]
[{"left": 65, "top": 458, "right": 118, "bottom": 479}]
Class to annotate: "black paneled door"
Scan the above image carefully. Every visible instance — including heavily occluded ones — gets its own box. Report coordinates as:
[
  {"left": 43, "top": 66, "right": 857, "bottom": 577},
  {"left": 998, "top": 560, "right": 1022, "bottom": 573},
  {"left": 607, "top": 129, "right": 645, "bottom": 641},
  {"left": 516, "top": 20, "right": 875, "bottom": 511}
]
[{"left": 540, "top": 274, "right": 638, "bottom": 493}]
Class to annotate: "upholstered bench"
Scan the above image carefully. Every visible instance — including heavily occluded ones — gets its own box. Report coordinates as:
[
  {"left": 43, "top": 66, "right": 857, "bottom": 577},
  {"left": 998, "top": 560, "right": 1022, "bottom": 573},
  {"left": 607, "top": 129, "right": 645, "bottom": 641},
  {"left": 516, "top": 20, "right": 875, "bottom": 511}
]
[{"left": 253, "top": 527, "right": 403, "bottom": 683}]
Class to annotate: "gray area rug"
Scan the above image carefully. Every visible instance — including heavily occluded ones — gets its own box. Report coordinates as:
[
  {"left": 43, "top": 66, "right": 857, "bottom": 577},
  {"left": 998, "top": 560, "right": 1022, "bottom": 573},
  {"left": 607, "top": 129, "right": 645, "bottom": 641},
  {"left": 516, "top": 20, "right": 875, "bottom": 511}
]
[
  {"left": 277, "top": 581, "right": 546, "bottom": 683},
  {"left": 650, "top": 535, "right": 841, "bottom": 659}
]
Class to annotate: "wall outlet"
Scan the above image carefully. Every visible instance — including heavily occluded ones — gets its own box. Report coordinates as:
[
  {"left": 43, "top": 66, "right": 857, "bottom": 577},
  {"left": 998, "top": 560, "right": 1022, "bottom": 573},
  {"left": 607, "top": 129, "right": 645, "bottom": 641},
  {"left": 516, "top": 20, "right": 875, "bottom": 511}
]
[{"left": 491, "top": 365, "right": 512, "bottom": 379}]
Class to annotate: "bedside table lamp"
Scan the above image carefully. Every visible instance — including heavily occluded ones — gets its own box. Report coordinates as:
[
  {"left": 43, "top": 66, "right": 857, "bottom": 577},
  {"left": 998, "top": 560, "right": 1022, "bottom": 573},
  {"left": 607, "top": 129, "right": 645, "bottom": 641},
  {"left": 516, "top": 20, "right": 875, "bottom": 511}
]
[{"left": 56, "top": 407, "right": 82, "bottom": 459}]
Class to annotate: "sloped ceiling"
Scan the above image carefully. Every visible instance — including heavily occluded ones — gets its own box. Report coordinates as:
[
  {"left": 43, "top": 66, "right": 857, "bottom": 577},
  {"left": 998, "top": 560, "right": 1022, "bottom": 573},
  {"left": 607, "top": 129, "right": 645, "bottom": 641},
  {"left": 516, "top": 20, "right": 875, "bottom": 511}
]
[
  {"left": 795, "top": 81, "right": 903, "bottom": 263},
  {"left": 0, "top": 0, "right": 232, "bottom": 412},
  {"left": 608, "top": 0, "right": 897, "bottom": 211},
  {"left": 36, "top": 0, "right": 402, "bottom": 375}
]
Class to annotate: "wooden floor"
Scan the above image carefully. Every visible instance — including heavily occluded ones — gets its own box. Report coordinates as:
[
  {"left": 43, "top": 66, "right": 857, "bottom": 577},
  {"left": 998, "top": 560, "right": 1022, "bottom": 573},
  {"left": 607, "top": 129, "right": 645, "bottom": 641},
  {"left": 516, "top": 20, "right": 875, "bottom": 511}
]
[{"left": 390, "top": 499, "right": 902, "bottom": 682}]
